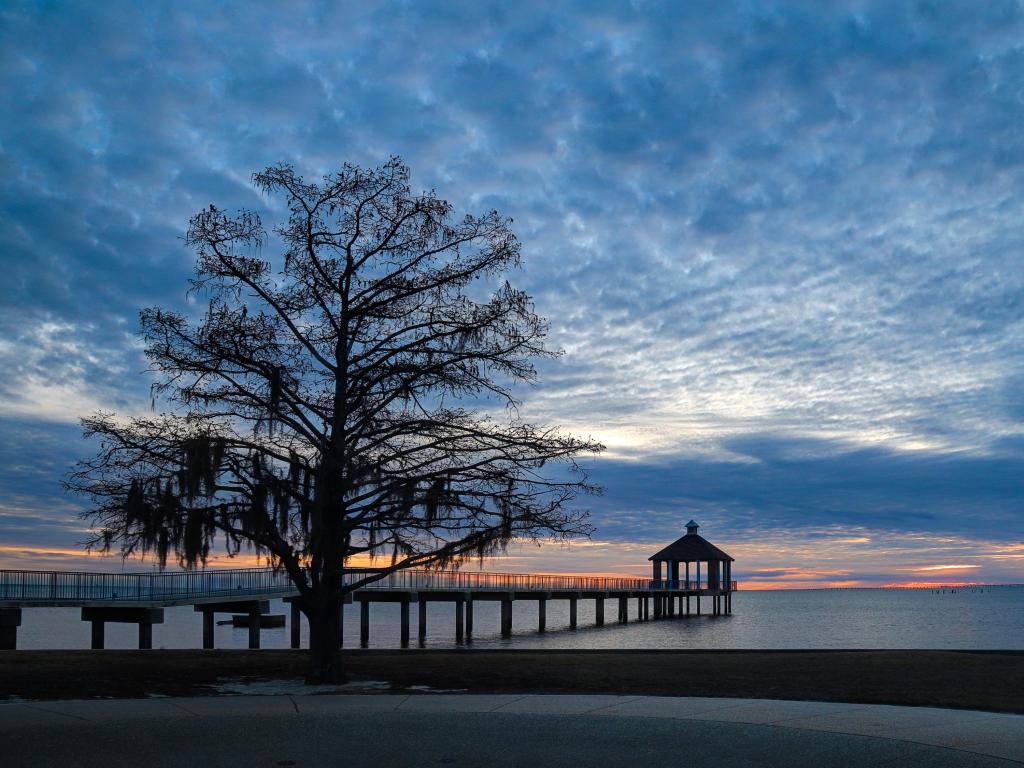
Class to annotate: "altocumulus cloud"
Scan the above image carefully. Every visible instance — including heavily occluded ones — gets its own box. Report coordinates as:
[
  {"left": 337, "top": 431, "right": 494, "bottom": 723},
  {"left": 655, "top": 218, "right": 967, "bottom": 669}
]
[{"left": 0, "top": 0, "right": 1022, "bottom": 583}]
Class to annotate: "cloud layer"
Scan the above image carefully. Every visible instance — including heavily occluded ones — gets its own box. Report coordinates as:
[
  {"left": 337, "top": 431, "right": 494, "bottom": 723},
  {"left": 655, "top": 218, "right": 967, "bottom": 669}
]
[{"left": 1, "top": 1, "right": 1022, "bottom": 584}]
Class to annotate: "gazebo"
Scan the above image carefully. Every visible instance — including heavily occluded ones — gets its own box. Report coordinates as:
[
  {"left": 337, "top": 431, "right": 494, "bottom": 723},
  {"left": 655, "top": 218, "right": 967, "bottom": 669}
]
[{"left": 649, "top": 520, "right": 734, "bottom": 616}]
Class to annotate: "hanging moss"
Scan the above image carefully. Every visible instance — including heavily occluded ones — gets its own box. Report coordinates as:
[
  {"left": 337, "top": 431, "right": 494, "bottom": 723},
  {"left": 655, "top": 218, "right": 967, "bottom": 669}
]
[
  {"left": 424, "top": 478, "right": 445, "bottom": 521},
  {"left": 124, "top": 479, "right": 146, "bottom": 527},
  {"left": 183, "top": 509, "right": 206, "bottom": 564}
]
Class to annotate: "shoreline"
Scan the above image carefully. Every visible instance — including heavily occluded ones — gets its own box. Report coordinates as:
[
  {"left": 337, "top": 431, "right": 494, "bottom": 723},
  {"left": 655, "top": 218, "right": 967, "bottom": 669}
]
[{"left": 3, "top": 649, "right": 1023, "bottom": 713}]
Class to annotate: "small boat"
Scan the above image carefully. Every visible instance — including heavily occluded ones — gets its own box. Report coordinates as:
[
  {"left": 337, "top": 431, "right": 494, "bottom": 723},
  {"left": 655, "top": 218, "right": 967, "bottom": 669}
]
[{"left": 216, "top": 614, "right": 286, "bottom": 628}]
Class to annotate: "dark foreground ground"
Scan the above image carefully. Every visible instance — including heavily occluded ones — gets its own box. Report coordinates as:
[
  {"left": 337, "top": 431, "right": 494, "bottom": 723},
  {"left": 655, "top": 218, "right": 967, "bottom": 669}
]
[{"left": 2, "top": 649, "right": 1023, "bottom": 713}]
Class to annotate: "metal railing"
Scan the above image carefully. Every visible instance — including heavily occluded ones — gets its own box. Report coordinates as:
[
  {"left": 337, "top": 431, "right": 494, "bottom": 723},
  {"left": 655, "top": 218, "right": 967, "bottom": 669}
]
[
  {"left": 0, "top": 567, "right": 738, "bottom": 605},
  {"left": 355, "top": 569, "right": 653, "bottom": 592},
  {"left": 0, "top": 568, "right": 298, "bottom": 604},
  {"left": 649, "top": 580, "right": 739, "bottom": 591}
]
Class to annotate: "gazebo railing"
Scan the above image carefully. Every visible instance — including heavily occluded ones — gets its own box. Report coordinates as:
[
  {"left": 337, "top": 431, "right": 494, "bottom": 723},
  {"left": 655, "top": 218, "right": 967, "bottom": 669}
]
[{"left": 649, "top": 580, "right": 739, "bottom": 591}]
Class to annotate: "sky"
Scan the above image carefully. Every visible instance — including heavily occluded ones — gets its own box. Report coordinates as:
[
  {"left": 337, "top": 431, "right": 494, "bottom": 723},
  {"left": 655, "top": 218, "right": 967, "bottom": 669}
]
[{"left": 0, "top": 1, "right": 1022, "bottom": 588}]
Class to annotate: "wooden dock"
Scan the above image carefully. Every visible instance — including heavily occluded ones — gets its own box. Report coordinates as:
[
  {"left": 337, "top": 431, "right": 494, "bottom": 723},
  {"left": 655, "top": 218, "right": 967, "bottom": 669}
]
[{"left": 0, "top": 567, "right": 737, "bottom": 650}]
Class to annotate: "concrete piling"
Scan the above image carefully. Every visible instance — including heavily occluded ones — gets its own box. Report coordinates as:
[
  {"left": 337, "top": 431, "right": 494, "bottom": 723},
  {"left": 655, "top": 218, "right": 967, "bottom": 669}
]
[
  {"left": 360, "top": 600, "right": 370, "bottom": 648},
  {"left": 289, "top": 600, "right": 301, "bottom": 649},
  {"left": 500, "top": 597, "right": 513, "bottom": 637}
]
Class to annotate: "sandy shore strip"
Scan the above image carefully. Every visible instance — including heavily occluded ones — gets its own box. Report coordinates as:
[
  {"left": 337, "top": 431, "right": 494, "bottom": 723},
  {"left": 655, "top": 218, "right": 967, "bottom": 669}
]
[{"left": 2, "top": 649, "right": 1022, "bottom": 713}]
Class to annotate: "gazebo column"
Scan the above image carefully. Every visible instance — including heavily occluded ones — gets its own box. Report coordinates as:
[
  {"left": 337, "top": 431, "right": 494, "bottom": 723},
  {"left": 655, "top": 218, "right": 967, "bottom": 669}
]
[
  {"left": 685, "top": 561, "right": 691, "bottom": 615},
  {"left": 726, "top": 561, "right": 732, "bottom": 613}
]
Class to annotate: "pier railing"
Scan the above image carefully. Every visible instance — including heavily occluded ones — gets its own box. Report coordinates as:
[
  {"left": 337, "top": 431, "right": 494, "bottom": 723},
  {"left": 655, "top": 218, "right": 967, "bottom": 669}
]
[
  {"left": 0, "top": 568, "right": 299, "bottom": 604},
  {"left": 0, "top": 567, "right": 737, "bottom": 605},
  {"left": 355, "top": 569, "right": 654, "bottom": 592}
]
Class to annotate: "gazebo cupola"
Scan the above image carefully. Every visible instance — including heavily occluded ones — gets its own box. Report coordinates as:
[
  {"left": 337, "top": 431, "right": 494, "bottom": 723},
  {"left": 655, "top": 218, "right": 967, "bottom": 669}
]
[{"left": 649, "top": 520, "right": 735, "bottom": 593}]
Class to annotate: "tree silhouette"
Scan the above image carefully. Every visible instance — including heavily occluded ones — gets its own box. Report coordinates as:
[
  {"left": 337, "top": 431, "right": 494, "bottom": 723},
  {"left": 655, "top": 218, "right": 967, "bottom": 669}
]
[{"left": 67, "top": 158, "right": 603, "bottom": 682}]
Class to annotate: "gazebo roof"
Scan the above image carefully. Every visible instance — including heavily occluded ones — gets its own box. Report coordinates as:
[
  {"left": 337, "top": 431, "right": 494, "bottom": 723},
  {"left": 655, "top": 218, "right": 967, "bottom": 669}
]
[{"left": 648, "top": 532, "right": 734, "bottom": 562}]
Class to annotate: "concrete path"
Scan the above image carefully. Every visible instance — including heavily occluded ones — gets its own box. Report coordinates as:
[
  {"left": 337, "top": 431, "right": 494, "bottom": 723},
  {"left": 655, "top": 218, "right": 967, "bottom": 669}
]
[{"left": 2, "top": 694, "right": 1022, "bottom": 767}]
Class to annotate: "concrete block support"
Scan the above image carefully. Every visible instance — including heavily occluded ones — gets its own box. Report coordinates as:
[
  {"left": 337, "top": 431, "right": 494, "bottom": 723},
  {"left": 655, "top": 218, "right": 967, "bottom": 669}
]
[
  {"left": 465, "top": 599, "right": 474, "bottom": 638},
  {"left": 0, "top": 608, "right": 22, "bottom": 650},
  {"left": 569, "top": 598, "right": 577, "bottom": 629},
  {"left": 618, "top": 596, "right": 628, "bottom": 624},
  {"left": 81, "top": 607, "right": 164, "bottom": 650},
  {"left": 595, "top": 598, "right": 604, "bottom": 626},
  {"left": 538, "top": 599, "right": 546, "bottom": 633}
]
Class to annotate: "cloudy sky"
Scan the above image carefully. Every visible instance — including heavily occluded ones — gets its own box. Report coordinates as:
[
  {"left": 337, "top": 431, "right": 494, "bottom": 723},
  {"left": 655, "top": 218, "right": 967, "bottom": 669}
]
[{"left": 1, "top": 1, "right": 1022, "bottom": 587}]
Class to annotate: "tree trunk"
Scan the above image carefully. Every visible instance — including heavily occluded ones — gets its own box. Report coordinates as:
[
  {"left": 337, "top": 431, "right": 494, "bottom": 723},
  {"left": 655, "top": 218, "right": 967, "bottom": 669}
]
[{"left": 305, "top": 594, "right": 346, "bottom": 684}]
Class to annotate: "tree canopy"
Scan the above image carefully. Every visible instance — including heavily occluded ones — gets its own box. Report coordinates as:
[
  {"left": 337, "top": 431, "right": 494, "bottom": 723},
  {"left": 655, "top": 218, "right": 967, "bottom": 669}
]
[{"left": 68, "top": 158, "right": 603, "bottom": 680}]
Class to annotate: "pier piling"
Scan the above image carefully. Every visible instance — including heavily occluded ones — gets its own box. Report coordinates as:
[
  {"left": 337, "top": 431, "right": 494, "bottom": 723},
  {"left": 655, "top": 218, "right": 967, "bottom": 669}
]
[
  {"left": 418, "top": 600, "right": 428, "bottom": 644},
  {"left": 360, "top": 601, "right": 370, "bottom": 648},
  {"left": 400, "top": 600, "right": 410, "bottom": 648},
  {"left": 289, "top": 600, "right": 301, "bottom": 648},
  {"left": 500, "top": 597, "right": 513, "bottom": 637}
]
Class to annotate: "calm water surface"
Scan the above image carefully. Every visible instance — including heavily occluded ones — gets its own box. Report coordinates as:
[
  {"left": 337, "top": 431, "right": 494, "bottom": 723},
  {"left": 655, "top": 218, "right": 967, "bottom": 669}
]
[{"left": 15, "top": 586, "right": 1024, "bottom": 650}]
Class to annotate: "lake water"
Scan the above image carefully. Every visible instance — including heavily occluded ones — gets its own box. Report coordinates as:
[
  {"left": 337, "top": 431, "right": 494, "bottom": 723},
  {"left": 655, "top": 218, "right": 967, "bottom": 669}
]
[{"left": 13, "top": 585, "right": 1024, "bottom": 650}]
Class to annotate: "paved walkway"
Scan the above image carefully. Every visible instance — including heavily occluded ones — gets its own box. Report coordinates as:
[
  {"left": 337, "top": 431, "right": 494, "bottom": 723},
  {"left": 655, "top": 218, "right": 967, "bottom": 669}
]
[{"left": 2, "top": 694, "right": 1022, "bottom": 766}]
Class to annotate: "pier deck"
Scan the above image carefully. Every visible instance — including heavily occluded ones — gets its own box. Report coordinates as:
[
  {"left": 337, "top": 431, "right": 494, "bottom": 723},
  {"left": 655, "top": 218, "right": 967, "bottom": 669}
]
[{"left": 0, "top": 567, "right": 737, "bottom": 650}]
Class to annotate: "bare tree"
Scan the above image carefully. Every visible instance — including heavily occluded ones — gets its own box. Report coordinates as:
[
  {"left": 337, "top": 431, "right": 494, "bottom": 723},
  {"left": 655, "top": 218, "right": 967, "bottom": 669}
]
[{"left": 67, "top": 158, "right": 603, "bottom": 682}]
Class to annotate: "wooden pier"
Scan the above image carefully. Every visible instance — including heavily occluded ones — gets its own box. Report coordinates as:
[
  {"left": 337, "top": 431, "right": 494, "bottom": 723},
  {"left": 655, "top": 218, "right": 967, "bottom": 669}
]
[{"left": 0, "top": 566, "right": 736, "bottom": 650}]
